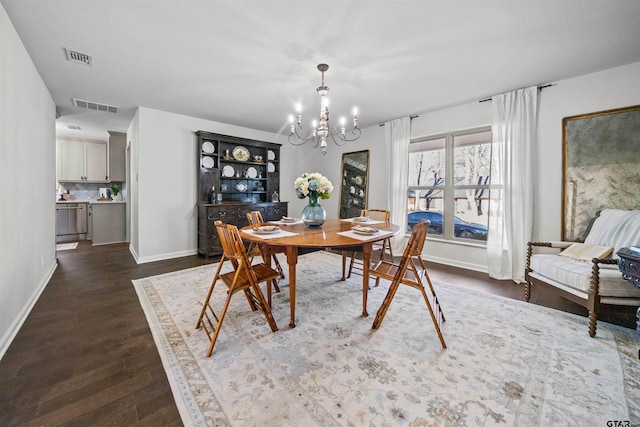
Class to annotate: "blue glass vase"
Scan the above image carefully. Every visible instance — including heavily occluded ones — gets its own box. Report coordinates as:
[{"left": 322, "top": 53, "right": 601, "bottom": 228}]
[{"left": 301, "top": 193, "right": 326, "bottom": 227}]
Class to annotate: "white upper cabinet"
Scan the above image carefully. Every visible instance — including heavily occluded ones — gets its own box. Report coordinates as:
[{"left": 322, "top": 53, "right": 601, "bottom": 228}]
[
  {"left": 57, "top": 140, "right": 108, "bottom": 182},
  {"left": 84, "top": 142, "right": 108, "bottom": 181},
  {"left": 57, "top": 140, "right": 85, "bottom": 181}
]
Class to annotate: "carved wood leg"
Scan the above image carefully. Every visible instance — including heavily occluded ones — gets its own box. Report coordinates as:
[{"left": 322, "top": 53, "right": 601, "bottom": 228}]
[
  {"left": 524, "top": 281, "right": 531, "bottom": 302},
  {"left": 286, "top": 246, "right": 298, "bottom": 328},
  {"left": 588, "top": 311, "right": 597, "bottom": 338}
]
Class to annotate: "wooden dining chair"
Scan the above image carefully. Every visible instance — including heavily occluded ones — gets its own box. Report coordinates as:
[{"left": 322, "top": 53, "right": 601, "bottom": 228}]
[
  {"left": 341, "top": 209, "right": 394, "bottom": 285},
  {"left": 368, "top": 220, "right": 447, "bottom": 349},
  {"left": 195, "top": 221, "right": 279, "bottom": 357},
  {"left": 246, "top": 211, "right": 285, "bottom": 297}
]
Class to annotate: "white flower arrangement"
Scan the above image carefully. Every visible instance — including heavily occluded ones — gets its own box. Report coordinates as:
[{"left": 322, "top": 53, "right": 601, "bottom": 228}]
[{"left": 294, "top": 172, "right": 333, "bottom": 200}]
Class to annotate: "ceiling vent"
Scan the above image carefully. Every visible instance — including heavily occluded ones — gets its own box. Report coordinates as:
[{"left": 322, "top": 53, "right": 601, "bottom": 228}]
[
  {"left": 72, "top": 98, "right": 119, "bottom": 114},
  {"left": 64, "top": 48, "right": 93, "bottom": 66}
]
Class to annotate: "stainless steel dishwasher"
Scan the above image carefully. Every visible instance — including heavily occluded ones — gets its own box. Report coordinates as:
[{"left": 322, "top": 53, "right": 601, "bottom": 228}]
[{"left": 56, "top": 203, "right": 88, "bottom": 242}]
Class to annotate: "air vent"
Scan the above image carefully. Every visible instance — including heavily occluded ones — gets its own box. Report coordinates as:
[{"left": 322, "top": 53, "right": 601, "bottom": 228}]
[
  {"left": 64, "top": 48, "right": 93, "bottom": 66},
  {"left": 72, "top": 98, "right": 119, "bottom": 114},
  {"left": 67, "top": 125, "right": 82, "bottom": 130}
]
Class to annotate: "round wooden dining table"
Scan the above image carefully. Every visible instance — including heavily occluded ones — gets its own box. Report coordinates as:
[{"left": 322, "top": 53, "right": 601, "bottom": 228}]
[{"left": 240, "top": 218, "right": 400, "bottom": 328}]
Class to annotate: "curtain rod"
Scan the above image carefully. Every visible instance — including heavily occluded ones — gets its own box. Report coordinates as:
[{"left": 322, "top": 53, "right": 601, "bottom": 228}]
[
  {"left": 478, "top": 83, "right": 555, "bottom": 103},
  {"left": 378, "top": 115, "right": 419, "bottom": 126}
]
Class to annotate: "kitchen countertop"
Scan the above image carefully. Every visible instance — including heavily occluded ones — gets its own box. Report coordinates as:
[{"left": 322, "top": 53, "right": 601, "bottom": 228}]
[
  {"left": 56, "top": 200, "right": 126, "bottom": 204},
  {"left": 90, "top": 200, "right": 126, "bottom": 204}
]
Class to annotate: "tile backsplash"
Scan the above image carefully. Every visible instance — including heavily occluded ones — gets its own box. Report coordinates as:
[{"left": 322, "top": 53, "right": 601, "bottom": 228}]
[{"left": 57, "top": 181, "right": 127, "bottom": 202}]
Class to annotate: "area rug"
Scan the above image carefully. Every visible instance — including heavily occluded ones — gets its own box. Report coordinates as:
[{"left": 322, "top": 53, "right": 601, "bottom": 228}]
[
  {"left": 133, "top": 251, "right": 640, "bottom": 426},
  {"left": 56, "top": 242, "right": 78, "bottom": 251}
]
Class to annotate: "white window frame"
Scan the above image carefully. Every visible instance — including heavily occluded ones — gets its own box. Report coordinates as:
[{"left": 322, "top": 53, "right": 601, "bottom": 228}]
[{"left": 408, "top": 126, "right": 491, "bottom": 244}]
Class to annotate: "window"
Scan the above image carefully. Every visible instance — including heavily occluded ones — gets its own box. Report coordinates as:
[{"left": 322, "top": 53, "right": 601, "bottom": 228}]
[{"left": 407, "top": 128, "right": 491, "bottom": 242}]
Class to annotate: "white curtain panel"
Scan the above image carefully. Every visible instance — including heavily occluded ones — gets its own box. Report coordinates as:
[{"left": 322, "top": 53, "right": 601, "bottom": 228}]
[
  {"left": 385, "top": 117, "right": 411, "bottom": 255},
  {"left": 487, "top": 86, "right": 538, "bottom": 282}
]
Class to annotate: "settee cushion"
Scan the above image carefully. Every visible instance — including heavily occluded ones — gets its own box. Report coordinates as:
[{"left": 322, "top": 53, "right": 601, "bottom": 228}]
[
  {"left": 530, "top": 254, "right": 640, "bottom": 298},
  {"left": 583, "top": 209, "right": 640, "bottom": 257}
]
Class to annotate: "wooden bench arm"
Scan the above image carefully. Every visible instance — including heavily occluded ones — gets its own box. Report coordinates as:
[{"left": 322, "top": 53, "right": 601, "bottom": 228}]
[
  {"left": 526, "top": 241, "right": 573, "bottom": 270},
  {"left": 528, "top": 241, "right": 574, "bottom": 249},
  {"left": 591, "top": 257, "right": 618, "bottom": 266}
]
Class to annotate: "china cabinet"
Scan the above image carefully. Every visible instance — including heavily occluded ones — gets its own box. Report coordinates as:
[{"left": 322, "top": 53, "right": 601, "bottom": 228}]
[
  {"left": 339, "top": 150, "right": 369, "bottom": 218},
  {"left": 196, "top": 131, "right": 287, "bottom": 257}
]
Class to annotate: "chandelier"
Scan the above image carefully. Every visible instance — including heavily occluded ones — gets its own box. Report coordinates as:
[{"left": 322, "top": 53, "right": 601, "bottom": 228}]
[{"left": 288, "top": 63, "right": 361, "bottom": 155}]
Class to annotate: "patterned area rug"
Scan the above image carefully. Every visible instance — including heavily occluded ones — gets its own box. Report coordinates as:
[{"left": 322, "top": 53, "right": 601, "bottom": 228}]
[{"left": 132, "top": 251, "right": 640, "bottom": 426}]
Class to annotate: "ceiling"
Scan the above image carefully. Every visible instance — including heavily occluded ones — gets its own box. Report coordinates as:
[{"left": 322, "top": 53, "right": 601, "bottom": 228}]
[{"left": 3, "top": 1, "right": 640, "bottom": 141}]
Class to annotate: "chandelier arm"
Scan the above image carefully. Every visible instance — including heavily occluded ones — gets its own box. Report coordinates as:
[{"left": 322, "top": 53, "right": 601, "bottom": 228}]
[
  {"left": 327, "top": 129, "right": 346, "bottom": 147},
  {"left": 331, "top": 126, "right": 362, "bottom": 143},
  {"left": 289, "top": 124, "right": 320, "bottom": 147}
]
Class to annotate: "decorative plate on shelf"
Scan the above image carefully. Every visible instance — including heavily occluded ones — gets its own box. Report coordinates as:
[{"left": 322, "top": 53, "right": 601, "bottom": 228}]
[
  {"left": 222, "top": 165, "right": 235, "bottom": 177},
  {"left": 201, "top": 141, "right": 215, "bottom": 154},
  {"left": 246, "top": 166, "right": 258, "bottom": 178},
  {"left": 267, "top": 150, "right": 276, "bottom": 161},
  {"left": 232, "top": 146, "right": 250, "bottom": 162},
  {"left": 267, "top": 162, "right": 276, "bottom": 173},
  {"left": 201, "top": 156, "right": 214, "bottom": 168},
  {"left": 235, "top": 182, "right": 248, "bottom": 192}
]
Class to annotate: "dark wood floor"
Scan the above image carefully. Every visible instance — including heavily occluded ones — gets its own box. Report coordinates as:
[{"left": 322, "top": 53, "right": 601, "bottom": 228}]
[{"left": 0, "top": 241, "right": 635, "bottom": 426}]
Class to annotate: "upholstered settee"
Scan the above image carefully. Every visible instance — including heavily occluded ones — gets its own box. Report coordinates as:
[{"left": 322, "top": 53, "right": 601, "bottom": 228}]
[{"left": 525, "top": 209, "right": 640, "bottom": 337}]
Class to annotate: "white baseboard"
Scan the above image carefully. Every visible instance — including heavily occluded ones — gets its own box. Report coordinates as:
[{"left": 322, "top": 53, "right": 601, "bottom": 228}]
[
  {"left": 129, "top": 244, "right": 139, "bottom": 263},
  {"left": 423, "top": 254, "right": 488, "bottom": 274},
  {"left": 134, "top": 248, "right": 198, "bottom": 264},
  {"left": 0, "top": 261, "right": 58, "bottom": 361}
]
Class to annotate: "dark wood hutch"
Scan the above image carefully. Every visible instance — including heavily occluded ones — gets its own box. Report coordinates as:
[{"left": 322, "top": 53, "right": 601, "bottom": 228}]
[{"left": 196, "top": 131, "right": 287, "bottom": 257}]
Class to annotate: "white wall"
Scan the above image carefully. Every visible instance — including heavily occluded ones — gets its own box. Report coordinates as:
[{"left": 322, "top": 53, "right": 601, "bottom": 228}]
[
  {"left": 534, "top": 62, "right": 640, "bottom": 241},
  {"left": 0, "top": 4, "right": 57, "bottom": 358},
  {"left": 130, "top": 107, "right": 289, "bottom": 263},
  {"left": 127, "top": 107, "right": 387, "bottom": 263},
  {"left": 127, "top": 62, "right": 639, "bottom": 271},
  {"left": 304, "top": 62, "right": 640, "bottom": 272},
  {"left": 359, "top": 62, "right": 640, "bottom": 272}
]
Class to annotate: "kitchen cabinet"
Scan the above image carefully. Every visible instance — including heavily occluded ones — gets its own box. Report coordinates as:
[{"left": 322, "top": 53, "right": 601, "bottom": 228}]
[
  {"left": 90, "top": 202, "right": 126, "bottom": 245},
  {"left": 108, "top": 131, "right": 126, "bottom": 182},
  {"left": 57, "top": 140, "right": 108, "bottom": 182}
]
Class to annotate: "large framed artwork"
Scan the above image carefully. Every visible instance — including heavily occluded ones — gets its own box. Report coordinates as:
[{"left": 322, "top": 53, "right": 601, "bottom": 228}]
[{"left": 562, "top": 104, "right": 640, "bottom": 241}]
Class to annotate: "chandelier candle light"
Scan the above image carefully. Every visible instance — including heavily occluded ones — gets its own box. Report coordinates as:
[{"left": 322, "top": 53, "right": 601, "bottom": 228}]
[
  {"left": 288, "top": 64, "right": 361, "bottom": 155},
  {"left": 295, "top": 172, "right": 333, "bottom": 227}
]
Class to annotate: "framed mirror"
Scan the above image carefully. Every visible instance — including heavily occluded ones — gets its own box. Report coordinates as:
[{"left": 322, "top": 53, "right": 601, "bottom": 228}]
[
  {"left": 339, "top": 150, "right": 370, "bottom": 218},
  {"left": 562, "top": 104, "right": 640, "bottom": 241}
]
